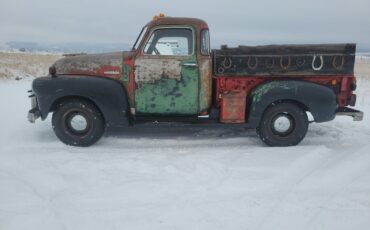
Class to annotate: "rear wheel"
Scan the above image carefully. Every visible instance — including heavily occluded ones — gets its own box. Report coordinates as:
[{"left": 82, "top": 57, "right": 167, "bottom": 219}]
[
  {"left": 52, "top": 99, "right": 105, "bottom": 147},
  {"left": 257, "top": 102, "right": 308, "bottom": 146}
]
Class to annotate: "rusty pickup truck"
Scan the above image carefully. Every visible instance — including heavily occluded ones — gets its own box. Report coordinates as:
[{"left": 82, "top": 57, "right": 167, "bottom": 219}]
[{"left": 28, "top": 14, "right": 363, "bottom": 147}]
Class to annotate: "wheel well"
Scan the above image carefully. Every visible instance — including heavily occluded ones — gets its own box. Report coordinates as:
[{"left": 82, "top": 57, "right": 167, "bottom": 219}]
[
  {"left": 269, "top": 99, "right": 309, "bottom": 111},
  {"left": 259, "top": 99, "right": 311, "bottom": 121},
  {"left": 50, "top": 96, "right": 105, "bottom": 121}
]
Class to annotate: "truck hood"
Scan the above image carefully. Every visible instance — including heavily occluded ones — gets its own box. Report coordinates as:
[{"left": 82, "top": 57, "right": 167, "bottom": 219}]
[{"left": 53, "top": 51, "right": 131, "bottom": 79}]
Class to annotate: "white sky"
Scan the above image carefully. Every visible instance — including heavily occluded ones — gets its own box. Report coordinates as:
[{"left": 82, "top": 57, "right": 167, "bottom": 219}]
[{"left": 1, "top": 0, "right": 370, "bottom": 50}]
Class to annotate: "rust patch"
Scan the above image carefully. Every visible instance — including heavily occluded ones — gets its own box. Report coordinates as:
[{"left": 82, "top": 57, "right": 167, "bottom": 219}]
[
  {"left": 134, "top": 58, "right": 182, "bottom": 83},
  {"left": 198, "top": 56, "right": 212, "bottom": 112},
  {"left": 123, "top": 58, "right": 136, "bottom": 111},
  {"left": 220, "top": 91, "right": 247, "bottom": 123},
  {"left": 54, "top": 52, "right": 124, "bottom": 79}
]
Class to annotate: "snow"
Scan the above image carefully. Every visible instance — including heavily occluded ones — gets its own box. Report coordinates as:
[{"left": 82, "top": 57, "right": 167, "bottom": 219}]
[{"left": 0, "top": 78, "right": 370, "bottom": 230}]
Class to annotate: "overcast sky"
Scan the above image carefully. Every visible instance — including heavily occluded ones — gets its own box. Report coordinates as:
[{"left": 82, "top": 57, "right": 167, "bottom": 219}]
[{"left": 1, "top": 0, "right": 370, "bottom": 50}]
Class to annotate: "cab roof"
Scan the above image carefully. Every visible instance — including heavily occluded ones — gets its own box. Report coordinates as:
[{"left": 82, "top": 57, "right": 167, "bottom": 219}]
[{"left": 145, "top": 17, "right": 209, "bottom": 30}]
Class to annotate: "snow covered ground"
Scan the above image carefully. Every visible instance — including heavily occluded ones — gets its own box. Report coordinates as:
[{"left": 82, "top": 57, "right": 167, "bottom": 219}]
[{"left": 0, "top": 70, "right": 370, "bottom": 230}]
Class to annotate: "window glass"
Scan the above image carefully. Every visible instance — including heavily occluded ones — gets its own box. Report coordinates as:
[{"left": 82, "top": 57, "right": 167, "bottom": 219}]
[
  {"left": 144, "top": 28, "right": 193, "bottom": 56},
  {"left": 200, "top": 29, "right": 210, "bottom": 55}
]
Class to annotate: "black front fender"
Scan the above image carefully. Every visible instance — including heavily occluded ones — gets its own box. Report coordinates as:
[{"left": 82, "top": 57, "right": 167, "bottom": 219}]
[
  {"left": 32, "top": 75, "right": 129, "bottom": 127},
  {"left": 247, "top": 80, "right": 337, "bottom": 127}
]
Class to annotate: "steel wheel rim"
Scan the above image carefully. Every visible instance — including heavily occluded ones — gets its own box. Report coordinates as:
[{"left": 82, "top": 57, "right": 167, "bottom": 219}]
[
  {"left": 65, "top": 111, "right": 90, "bottom": 135},
  {"left": 271, "top": 113, "right": 294, "bottom": 136}
]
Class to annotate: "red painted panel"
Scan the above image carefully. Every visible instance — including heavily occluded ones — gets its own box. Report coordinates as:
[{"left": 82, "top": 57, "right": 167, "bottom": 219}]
[
  {"left": 220, "top": 91, "right": 247, "bottom": 123},
  {"left": 215, "top": 75, "right": 357, "bottom": 123}
]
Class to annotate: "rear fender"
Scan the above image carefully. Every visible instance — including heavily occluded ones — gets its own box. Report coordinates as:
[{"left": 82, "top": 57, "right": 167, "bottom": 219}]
[{"left": 247, "top": 80, "right": 337, "bottom": 127}]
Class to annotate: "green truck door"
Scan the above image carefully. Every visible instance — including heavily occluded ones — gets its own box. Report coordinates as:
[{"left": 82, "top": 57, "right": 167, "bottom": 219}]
[{"left": 134, "top": 27, "right": 199, "bottom": 115}]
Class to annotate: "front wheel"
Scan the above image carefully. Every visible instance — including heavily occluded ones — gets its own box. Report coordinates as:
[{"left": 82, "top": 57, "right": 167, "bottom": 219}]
[
  {"left": 257, "top": 102, "right": 308, "bottom": 146},
  {"left": 52, "top": 99, "right": 105, "bottom": 147}
]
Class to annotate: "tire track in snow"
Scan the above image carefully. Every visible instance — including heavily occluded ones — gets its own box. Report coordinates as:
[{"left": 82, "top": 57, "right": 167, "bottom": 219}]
[
  {"left": 256, "top": 142, "right": 370, "bottom": 230},
  {"left": 302, "top": 143, "right": 370, "bottom": 230}
]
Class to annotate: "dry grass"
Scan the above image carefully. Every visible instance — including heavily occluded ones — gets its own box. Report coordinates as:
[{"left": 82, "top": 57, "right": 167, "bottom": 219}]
[
  {"left": 0, "top": 52, "right": 62, "bottom": 79},
  {"left": 355, "top": 58, "right": 370, "bottom": 78}
]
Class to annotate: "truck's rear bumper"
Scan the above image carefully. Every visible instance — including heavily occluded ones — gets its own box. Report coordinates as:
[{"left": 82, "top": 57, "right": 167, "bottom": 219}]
[{"left": 336, "top": 107, "right": 363, "bottom": 121}]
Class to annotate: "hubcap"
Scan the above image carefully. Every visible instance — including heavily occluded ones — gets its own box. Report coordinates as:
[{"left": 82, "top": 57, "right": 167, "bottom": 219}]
[
  {"left": 69, "top": 114, "right": 88, "bottom": 132},
  {"left": 272, "top": 114, "right": 293, "bottom": 135}
]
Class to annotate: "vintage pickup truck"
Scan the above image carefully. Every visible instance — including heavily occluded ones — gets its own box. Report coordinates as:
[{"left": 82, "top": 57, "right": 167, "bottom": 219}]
[{"left": 28, "top": 14, "right": 363, "bottom": 147}]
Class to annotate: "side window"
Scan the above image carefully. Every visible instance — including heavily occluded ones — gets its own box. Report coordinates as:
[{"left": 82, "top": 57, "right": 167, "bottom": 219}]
[
  {"left": 200, "top": 29, "right": 210, "bottom": 55},
  {"left": 143, "top": 28, "right": 193, "bottom": 56}
]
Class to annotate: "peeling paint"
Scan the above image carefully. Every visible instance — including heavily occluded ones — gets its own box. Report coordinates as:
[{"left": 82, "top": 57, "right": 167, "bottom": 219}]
[
  {"left": 251, "top": 81, "right": 297, "bottom": 103},
  {"left": 134, "top": 58, "right": 182, "bottom": 83},
  {"left": 134, "top": 56, "right": 199, "bottom": 115},
  {"left": 220, "top": 91, "right": 247, "bottom": 123},
  {"left": 54, "top": 52, "right": 124, "bottom": 79},
  {"left": 121, "top": 64, "right": 131, "bottom": 82},
  {"left": 198, "top": 56, "right": 212, "bottom": 113}
]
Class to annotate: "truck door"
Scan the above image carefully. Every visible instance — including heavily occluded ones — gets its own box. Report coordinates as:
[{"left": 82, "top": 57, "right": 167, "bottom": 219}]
[{"left": 134, "top": 27, "right": 199, "bottom": 115}]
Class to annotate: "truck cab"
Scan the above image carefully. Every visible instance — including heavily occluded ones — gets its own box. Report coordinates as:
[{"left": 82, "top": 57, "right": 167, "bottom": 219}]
[
  {"left": 130, "top": 16, "right": 212, "bottom": 116},
  {"left": 28, "top": 14, "right": 363, "bottom": 147}
]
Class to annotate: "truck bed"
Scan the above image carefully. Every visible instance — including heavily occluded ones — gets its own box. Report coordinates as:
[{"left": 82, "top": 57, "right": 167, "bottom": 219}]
[{"left": 212, "top": 43, "right": 356, "bottom": 76}]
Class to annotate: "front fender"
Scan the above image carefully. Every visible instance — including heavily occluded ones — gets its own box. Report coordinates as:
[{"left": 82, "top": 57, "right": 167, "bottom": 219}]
[
  {"left": 247, "top": 80, "right": 337, "bottom": 127},
  {"left": 32, "top": 75, "right": 129, "bottom": 127}
]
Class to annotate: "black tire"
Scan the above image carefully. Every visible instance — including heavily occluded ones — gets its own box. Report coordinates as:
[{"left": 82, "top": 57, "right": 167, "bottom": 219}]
[
  {"left": 52, "top": 99, "right": 105, "bottom": 147},
  {"left": 257, "top": 102, "right": 308, "bottom": 146}
]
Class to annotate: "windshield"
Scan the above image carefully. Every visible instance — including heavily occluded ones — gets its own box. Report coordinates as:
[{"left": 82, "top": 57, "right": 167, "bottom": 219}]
[{"left": 132, "top": 26, "right": 148, "bottom": 50}]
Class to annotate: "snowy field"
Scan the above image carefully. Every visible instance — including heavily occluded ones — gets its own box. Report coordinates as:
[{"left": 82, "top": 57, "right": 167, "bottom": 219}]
[{"left": 0, "top": 57, "right": 370, "bottom": 230}]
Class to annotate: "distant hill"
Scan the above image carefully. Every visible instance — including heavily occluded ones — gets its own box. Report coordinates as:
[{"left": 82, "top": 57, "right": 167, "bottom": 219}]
[{"left": 4, "top": 41, "right": 132, "bottom": 53}]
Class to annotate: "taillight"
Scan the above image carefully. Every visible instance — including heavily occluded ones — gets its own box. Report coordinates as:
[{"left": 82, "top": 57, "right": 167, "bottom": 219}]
[{"left": 329, "top": 80, "right": 340, "bottom": 93}]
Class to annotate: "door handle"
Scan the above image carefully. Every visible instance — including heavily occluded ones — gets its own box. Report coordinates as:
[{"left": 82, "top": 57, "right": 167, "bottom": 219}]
[{"left": 181, "top": 63, "right": 198, "bottom": 67}]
